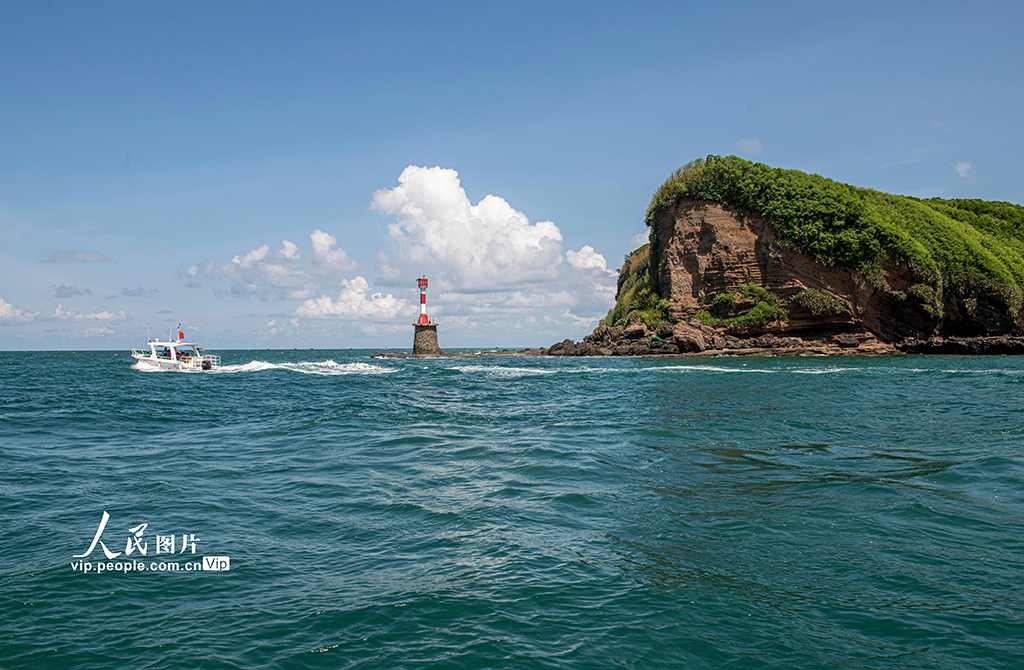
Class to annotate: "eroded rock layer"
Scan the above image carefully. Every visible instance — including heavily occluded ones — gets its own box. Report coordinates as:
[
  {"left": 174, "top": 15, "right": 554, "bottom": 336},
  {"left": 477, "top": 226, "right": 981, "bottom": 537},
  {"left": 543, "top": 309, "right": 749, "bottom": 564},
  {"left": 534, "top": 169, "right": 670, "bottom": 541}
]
[
  {"left": 653, "top": 200, "right": 941, "bottom": 340},
  {"left": 549, "top": 199, "right": 1024, "bottom": 356}
]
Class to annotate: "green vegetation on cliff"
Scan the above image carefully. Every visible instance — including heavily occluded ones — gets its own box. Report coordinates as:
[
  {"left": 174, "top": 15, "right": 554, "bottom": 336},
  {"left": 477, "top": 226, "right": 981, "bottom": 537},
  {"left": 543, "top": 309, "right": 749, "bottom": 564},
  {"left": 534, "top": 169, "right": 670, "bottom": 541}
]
[
  {"left": 600, "top": 243, "right": 670, "bottom": 329},
  {"left": 645, "top": 155, "right": 1024, "bottom": 316},
  {"left": 696, "top": 284, "right": 788, "bottom": 331},
  {"left": 792, "top": 288, "right": 846, "bottom": 316}
]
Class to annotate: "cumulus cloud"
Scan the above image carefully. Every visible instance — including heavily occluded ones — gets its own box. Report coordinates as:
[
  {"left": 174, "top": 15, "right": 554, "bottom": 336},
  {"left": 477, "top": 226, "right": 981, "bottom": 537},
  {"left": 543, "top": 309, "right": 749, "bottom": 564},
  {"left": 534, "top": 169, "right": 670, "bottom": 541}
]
[
  {"left": 436, "top": 288, "right": 580, "bottom": 314},
  {"left": 566, "top": 245, "right": 610, "bottom": 271},
  {"left": 53, "top": 284, "right": 92, "bottom": 298},
  {"left": 121, "top": 284, "right": 160, "bottom": 298},
  {"left": 49, "top": 250, "right": 107, "bottom": 262},
  {"left": 188, "top": 166, "right": 619, "bottom": 340},
  {"left": 295, "top": 277, "right": 410, "bottom": 320},
  {"left": 307, "top": 229, "right": 356, "bottom": 274},
  {"left": 0, "top": 296, "right": 38, "bottom": 324},
  {"left": 372, "top": 166, "right": 564, "bottom": 288},
  {"left": 365, "top": 165, "right": 618, "bottom": 337},
  {"left": 185, "top": 229, "right": 356, "bottom": 299},
  {"left": 737, "top": 138, "right": 763, "bottom": 155},
  {"left": 954, "top": 161, "right": 974, "bottom": 180},
  {"left": 50, "top": 304, "right": 129, "bottom": 322}
]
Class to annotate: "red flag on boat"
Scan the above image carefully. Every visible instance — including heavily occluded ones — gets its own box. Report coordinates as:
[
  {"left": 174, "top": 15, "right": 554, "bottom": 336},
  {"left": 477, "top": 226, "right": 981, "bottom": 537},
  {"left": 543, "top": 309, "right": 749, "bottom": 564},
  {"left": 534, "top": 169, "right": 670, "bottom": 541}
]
[{"left": 178, "top": 324, "right": 184, "bottom": 340}]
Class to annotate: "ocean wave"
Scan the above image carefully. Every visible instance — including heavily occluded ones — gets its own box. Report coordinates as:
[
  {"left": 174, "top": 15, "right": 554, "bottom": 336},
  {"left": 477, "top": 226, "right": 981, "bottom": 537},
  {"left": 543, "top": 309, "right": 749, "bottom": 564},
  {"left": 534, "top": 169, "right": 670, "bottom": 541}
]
[
  {"left": 447, "top": 365, "right": 559, "bottom": 377},
  {"left": 651, "top": 364, "right": 778, "bottom": 374}
]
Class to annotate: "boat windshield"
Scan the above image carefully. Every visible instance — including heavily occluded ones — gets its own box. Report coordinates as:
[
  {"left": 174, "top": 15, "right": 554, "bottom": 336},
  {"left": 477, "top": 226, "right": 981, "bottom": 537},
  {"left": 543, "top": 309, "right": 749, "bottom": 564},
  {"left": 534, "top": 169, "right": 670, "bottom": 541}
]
[{"left": 154, "top": 344, "right": 201, "bottom": 360}]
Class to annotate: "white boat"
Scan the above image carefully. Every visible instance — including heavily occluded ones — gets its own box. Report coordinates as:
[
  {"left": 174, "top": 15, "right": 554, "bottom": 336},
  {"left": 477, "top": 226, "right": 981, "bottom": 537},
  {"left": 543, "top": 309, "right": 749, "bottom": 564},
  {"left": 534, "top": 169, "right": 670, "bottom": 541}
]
[{"left": 131, "top": 337, "right": 221, "bottom": 371}]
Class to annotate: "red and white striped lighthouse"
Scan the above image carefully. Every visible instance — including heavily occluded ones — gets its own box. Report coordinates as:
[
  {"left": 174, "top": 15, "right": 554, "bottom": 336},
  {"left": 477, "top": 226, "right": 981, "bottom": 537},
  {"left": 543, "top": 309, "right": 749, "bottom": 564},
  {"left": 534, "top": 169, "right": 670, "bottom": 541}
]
[
  {"left": 411, "top": 275, "right": 441, "bottom": 354},
  {"left": 417, "top": 276, "right": 429, "bottom": 325}
]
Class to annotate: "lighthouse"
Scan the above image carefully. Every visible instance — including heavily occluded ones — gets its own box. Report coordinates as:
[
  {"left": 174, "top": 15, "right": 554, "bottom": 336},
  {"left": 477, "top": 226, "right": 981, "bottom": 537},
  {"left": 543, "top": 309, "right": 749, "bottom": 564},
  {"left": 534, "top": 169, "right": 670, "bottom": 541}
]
[
  {"left": 417, "top": 277, "right": 429, "bottom": 324},
  {"left": 412, "top": 276, "right": 442, "bottom": 354}
]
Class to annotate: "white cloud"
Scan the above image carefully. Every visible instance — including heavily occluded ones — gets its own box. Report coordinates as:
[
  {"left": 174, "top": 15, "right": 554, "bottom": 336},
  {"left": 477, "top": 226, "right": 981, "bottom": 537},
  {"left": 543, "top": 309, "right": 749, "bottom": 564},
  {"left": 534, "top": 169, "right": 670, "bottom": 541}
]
[
  {"left": 367, "top": 165, "right": 618, "bottom": 338},
  {"left": 372, "top": 166, "right": 564, "bottom": 288},
  {"left": 295, "top": 277, "right": 411, "bottom": 321},
  {"left": 50, "top": 304, "right": 129, "bottom": 322},
  {"left": 932, "top": 120, "right": 952, "bottom": 132},
  {"left": 0, "top": 296, "right": 38, "bottom": 324},
  {"left": 121, "top": 285, "right": 160, "bottom": 298},
  {"left": 186, "top": 229, "right": 357, "bottom": 300},
  {"left": 954, "top": 161, "right": 974, "bottom": 180},
  {"left": 188, "top": 166, "right": 619, "bottom": 341},
  {"left": 53, "top": 284, "right": 92, "bottom": 298},
  {"left": 737, "top": 138, "right": 763, "bottom": 155},
  {"left": 629, "top": 231, "right": 650, "bottom": 248},
  {"left": 559, "top": 309, "right": 599, "bottom": 329},
  {"left": 182, "top": 262, "right": 206, "bottom": 288},
  {"left": 308, "top": 229, "right": 356, "bottom": 274},
  {"left": 566, "top": 245, "right": 610, "bottom": 271},
  {"left": 49, "top": 250, "right": 107, "bottom": 262},
  {"left": 437, "top": 289, "right": 579, "bottom": 314},
  {"left": 76, "top": 326, "right": 118, "bottom": 338}
]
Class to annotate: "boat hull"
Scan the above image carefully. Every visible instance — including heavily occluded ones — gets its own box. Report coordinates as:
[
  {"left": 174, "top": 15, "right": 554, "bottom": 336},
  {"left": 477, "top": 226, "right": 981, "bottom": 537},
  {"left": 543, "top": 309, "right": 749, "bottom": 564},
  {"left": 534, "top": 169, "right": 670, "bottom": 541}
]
[{"left": 131, "top": 349, "right": 220, "bottom": 371}]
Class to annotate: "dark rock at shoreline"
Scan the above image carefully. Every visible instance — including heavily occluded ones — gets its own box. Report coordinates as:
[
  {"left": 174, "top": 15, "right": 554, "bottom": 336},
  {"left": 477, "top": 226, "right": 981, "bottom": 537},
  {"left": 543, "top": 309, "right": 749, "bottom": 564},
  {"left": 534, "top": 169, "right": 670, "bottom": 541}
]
[
  {"left": 547, "top": 327, "right": 1024, "bottom": 358},
  {"left": 897, "top": 336, "right": 1024, "bottom": 355},
  {"left": 548, "top": 320, "right": 897, "bottom": 358}
]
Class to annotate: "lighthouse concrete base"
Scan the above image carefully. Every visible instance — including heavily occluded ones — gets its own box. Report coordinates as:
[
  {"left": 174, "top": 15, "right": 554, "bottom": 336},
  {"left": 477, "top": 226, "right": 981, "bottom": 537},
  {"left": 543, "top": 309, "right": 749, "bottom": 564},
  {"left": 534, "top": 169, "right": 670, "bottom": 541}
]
[{"left": 413, "top": 324, "right": 442, "bottom": 354}]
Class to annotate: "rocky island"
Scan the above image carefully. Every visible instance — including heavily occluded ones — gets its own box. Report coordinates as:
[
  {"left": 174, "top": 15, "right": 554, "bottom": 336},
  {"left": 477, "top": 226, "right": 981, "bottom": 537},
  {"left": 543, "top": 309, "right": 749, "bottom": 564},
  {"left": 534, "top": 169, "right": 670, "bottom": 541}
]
[{"left": 547, "top": 155, "right": 1024, "bottom": 357}]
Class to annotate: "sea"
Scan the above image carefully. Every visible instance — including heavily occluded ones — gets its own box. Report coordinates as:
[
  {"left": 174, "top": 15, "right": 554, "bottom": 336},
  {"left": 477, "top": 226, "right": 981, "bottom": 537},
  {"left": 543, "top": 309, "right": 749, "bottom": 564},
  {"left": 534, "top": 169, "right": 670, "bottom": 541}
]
[{"left": 1, "top": 349, "right": 1023, "bottom": 669}]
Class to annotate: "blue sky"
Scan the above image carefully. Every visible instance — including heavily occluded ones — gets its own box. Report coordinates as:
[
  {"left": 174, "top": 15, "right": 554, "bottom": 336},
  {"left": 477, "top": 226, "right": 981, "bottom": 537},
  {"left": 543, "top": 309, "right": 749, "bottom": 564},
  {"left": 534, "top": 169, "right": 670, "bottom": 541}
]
[{"left": 1, "top": 0, "right": 1021, "bottom": 349}]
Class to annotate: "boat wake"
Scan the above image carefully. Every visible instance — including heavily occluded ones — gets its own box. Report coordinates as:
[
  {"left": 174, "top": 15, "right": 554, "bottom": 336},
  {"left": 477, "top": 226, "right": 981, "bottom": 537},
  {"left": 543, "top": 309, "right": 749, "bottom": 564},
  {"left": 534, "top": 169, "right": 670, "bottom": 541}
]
[
  {"left": 214, "top": 360, "right": 396, "bottom": 376},
  {"left": 132, "top": 358, "right": 394, "bottom": 375}
]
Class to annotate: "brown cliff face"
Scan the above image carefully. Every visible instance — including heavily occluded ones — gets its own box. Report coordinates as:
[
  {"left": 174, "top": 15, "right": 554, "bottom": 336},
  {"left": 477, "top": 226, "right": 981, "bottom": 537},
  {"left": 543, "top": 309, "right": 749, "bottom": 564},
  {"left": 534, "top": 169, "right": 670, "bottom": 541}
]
[
  {"left": 549, "top": 199, "right": 1024, "bottom": 356},
  {"left": 653, "top": 199, "right": 947, "bottom": 341}
]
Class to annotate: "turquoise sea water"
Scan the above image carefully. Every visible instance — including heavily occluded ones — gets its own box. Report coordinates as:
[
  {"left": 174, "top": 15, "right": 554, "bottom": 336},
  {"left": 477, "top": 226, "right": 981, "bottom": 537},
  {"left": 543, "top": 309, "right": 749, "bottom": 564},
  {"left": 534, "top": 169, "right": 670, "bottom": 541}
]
[{"left": 2, "top": 350, "right": 1023, "bottom": 669}]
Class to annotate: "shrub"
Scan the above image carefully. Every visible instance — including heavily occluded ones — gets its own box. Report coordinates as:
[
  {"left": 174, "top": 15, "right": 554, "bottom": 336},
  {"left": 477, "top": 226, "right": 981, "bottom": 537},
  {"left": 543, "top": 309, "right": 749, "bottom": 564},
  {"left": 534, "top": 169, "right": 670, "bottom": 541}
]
[
  {"left": 601, "top": 245, "right": 652, "bottom": 326},
  {"left": 696, "top": 286, "right": 787, "bottom": 331},
  {"left": 792, "top": 289, "right": 846, "bottom": 316},
  {"left": 627, "top": 285, "right": 670, "bottom": 329},
  {"left": 736, "top": 283, "right": 776, "bottom": 304},
  {"left": 710, "top": 292, "right": 735, "bottom": 307}
]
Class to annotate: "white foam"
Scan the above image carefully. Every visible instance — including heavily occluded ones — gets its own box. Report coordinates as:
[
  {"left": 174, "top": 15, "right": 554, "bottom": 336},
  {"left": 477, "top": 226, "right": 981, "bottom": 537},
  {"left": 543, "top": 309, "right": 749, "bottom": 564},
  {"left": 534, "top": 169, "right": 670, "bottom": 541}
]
[
  {"left": 213, "top": 359, "right": 396, "bottom": 376},
  {"left": 651, "top": 364, "right": 778, "bottom": 374},
  {"left": 448, "top": 365, "right": 559, "bottom": 377}
]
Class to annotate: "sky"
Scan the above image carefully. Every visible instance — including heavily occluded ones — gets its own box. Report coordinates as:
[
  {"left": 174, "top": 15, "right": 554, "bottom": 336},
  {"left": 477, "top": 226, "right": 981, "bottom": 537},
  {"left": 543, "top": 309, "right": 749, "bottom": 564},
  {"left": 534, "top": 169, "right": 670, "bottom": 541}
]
[{"left": 1, "top": 0, "right": 1022, "bottom": 350}]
